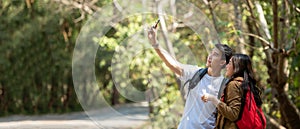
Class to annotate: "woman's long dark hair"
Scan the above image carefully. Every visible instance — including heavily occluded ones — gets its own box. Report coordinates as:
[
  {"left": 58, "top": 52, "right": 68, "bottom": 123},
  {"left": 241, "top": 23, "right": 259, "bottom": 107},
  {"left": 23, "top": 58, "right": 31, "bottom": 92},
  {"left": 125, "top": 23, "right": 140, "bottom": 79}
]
[{"left": 229, "top": 54, "right": 263, "bottom": 107}]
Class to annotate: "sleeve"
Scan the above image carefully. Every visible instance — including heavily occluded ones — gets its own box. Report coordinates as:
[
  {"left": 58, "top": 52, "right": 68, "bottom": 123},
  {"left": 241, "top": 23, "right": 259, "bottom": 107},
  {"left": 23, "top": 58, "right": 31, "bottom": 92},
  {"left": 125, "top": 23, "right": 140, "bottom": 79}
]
[
  {"left": 216, "top": 81, "right": 242, "bottom": 121},
  {"left": 178, "top": 64, "right": 200, "bottom": 82}
]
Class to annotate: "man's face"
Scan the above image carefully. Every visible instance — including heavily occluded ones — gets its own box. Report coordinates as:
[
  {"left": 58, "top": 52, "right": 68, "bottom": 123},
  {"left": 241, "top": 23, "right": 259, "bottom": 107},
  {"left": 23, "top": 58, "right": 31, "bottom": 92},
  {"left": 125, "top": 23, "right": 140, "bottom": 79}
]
[{"left": 206, "top": 48, "right": 225, "bottom": 70}]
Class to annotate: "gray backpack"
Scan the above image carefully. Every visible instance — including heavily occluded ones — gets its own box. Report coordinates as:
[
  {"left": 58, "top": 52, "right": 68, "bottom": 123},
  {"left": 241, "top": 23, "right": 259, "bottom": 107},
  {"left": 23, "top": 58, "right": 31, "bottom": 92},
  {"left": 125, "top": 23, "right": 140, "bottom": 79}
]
[{"left": 180, "top": 68, "right": 228, "bottom": 102}]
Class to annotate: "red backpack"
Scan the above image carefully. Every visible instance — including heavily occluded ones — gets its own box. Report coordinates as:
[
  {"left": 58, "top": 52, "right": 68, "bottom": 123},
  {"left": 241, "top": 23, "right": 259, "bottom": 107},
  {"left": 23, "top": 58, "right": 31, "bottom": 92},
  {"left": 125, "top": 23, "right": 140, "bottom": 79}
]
[{"left": 236, "top": 89, "right": 267, "bottom": 129}]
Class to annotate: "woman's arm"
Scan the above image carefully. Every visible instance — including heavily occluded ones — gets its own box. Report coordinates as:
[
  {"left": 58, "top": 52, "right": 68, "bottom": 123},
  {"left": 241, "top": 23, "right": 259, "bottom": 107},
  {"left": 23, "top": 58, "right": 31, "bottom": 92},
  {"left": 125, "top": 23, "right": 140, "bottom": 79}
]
[{"left": 216, "top": 81, "right": 242, "bottom": 121}]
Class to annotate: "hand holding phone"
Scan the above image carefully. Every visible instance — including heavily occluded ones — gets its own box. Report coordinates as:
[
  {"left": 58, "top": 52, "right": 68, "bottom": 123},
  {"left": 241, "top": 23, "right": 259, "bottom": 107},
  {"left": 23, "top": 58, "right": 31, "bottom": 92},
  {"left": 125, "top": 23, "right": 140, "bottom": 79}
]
[
  {"left": 148, "top": 19, "right": 160, "bottom": 47},
  {"left": 153, "top": 19, "right": 160, "bottom": 29}
]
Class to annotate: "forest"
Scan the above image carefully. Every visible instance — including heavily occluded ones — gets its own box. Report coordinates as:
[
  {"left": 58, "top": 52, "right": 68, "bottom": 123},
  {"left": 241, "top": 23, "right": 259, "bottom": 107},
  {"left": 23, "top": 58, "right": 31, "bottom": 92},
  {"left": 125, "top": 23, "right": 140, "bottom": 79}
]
[{"left": 1, "top": 0, "right": 299, "bottom": 129}]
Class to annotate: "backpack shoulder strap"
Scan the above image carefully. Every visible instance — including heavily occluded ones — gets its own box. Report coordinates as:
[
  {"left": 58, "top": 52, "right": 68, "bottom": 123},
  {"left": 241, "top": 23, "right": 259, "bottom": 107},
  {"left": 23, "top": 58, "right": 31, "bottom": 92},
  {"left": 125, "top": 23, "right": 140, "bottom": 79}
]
[
  {"left": 188, "top": 68, "right": 208, "bottom": 91},
  {"left": 217, "top": 78, "right": 228, "bottom": 99},
  {"left": 236, "top": 86, "right": 249, "bottom": 122},
  {"left": 181, "top": 68, "right": 207, "bottom": 96}
]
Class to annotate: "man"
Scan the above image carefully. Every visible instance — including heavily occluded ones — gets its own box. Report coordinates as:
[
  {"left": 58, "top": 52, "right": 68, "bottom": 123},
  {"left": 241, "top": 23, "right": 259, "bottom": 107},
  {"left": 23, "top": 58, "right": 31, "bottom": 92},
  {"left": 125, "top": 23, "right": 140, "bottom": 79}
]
[{"left": 147, "top": 24, "right": 233, "bottom": 129}]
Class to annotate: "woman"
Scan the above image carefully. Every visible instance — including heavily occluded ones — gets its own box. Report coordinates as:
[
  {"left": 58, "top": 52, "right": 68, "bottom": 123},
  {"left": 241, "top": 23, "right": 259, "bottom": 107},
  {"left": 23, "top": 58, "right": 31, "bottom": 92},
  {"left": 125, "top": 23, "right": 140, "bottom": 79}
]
[{"left": 201, "top": 54, "right": 264, "bottom": 129}]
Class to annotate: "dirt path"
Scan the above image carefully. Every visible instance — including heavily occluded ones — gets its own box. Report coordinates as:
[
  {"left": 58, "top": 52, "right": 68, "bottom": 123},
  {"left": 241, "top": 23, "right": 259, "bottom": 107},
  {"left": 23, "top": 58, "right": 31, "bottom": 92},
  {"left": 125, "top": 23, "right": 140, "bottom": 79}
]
[{"left": 0, "top": 102, "right": 149, "bottom": 129}]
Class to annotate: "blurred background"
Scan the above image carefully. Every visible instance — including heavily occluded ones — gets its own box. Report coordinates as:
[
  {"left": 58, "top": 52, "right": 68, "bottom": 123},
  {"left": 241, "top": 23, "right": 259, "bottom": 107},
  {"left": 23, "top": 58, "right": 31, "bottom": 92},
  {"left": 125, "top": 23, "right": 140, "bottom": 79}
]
[{"left": 0, "top": 0, "right": 299, "bottom": 129}]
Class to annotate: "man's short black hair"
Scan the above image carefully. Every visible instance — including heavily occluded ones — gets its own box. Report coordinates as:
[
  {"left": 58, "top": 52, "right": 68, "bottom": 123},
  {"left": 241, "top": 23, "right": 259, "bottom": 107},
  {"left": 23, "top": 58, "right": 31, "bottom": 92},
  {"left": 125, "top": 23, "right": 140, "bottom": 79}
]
[{"left": 215, "top": 44, "right": 233, "bottom": 64}]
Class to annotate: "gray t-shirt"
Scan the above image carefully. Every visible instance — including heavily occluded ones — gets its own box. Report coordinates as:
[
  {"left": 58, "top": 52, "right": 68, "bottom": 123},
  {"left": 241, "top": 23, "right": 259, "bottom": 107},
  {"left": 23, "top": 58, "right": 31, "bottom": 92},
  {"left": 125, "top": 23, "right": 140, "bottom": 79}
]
[{"left": 178, "top": 64, "right": 224, "bottom": 129}]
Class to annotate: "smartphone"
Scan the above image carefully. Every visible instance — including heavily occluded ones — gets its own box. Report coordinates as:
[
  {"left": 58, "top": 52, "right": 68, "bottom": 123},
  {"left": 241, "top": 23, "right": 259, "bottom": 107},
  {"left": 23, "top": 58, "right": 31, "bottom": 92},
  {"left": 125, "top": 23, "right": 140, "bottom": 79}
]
[{"left": 153, "top": 19, "right": 160, "bottom": 29}]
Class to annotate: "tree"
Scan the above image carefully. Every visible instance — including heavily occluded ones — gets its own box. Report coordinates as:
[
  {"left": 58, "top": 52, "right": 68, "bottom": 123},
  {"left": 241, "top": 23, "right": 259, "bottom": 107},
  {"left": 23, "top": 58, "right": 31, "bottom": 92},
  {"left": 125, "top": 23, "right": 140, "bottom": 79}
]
[
  {"left": 244, "top": 0, "right": 300, "bottom": 128},
  {"left": 192, "top": 0, "right": 300, "bottom": 128},
  {"left": 0, "top": 0, "right": 83, "bottom": 115}
]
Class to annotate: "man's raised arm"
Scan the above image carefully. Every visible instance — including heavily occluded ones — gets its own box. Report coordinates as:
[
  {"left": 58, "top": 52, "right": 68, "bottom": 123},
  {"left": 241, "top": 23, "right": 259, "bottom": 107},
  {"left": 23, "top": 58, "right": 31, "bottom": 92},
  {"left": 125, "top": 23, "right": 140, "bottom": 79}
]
[{"left": 147, "top": 26, "right": 183, "bottom": 76}]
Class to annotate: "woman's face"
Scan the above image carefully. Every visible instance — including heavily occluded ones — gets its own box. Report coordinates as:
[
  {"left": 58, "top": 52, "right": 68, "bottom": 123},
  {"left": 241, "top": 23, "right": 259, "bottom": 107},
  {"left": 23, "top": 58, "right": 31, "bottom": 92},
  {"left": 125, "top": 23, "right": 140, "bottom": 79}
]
[{"left": 225, "top": 58, "right": 234, "bottom": 77}]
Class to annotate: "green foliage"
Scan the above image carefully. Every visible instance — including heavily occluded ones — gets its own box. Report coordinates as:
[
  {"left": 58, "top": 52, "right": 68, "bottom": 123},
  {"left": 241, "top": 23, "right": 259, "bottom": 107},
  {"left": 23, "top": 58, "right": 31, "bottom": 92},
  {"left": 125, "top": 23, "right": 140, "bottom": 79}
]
[
  {"left": 0, "top": 0, "right": 83, "bottom": 115},
  {"left": 289, "top": 46, "right": 300, "bottom": 109},
  {"left": 191, "top": 0, "right": 300, "bottom": 125}
]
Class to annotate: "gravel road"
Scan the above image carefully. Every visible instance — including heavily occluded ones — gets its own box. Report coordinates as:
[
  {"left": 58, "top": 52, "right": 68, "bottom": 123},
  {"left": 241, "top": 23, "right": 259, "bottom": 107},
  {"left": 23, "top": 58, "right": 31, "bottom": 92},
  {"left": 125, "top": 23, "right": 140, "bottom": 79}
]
[{"left": 0, "top": 102, "right": 149, "bottom": 129}]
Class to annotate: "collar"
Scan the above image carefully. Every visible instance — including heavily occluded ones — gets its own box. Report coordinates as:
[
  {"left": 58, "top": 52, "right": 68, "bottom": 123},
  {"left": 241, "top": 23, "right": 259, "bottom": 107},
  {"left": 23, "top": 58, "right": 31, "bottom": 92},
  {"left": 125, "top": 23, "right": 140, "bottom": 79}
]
[{"left": 233, "top": 77, "right": 244, "bottom": 82}]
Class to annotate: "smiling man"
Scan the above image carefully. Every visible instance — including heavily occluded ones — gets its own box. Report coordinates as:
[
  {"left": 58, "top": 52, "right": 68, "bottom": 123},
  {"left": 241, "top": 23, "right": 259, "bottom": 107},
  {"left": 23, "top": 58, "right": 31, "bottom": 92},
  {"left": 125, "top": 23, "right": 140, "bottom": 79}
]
[{"left": 147, "top": 25, "right": 233, "bottom": 129}]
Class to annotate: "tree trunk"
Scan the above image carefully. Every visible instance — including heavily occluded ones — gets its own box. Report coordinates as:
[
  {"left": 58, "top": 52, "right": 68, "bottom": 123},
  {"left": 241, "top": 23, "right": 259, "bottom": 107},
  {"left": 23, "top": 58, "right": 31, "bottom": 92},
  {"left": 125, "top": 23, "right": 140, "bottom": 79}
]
[
  {"left": 111, "top": 84, "right": 120, "bottom": 105},
  {"left": 245, "top": 0, "right": 300, "bottom": 128},
  {"left": 205, "top": 0, "right": 219, "bottom": 33},
  {"left": 233, "top": 0, "right": 246, "bottom": 53},
  {"left": 271, "top": 0, "right": 300, "bottom": 128},
  {"left": 276, "top": 86, "right": 300, "bottom": 129},
  {"left": 246, "top": 17, "right": 255, "bottom": 58}
]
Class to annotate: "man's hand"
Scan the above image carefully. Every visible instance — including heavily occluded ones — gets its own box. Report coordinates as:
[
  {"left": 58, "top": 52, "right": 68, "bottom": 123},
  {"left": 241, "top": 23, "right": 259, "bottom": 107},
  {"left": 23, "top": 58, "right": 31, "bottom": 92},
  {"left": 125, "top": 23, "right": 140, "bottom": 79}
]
[
  {"left": 147, "top": 24, "right": 159, "bottom": 48},
  {"left": 201, "top": 94, "right": 220, "bottom": 106}
]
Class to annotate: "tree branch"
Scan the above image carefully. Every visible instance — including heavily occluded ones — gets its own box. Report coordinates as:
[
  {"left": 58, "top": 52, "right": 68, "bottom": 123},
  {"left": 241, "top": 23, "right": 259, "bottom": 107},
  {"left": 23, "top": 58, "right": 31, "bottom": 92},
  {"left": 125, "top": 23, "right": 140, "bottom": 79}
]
[
  {"left": 157, "top": 0, "right": 176, "bottom": 58},
  {"left": 241, "top": 32, "right": 271, "bottom": 50},
  {"left": 245, "top": 0, "right": 266, "bottom": 48},
  {"left": 74, "top": 11, "right": 86, "bottom": 23},
  {"left": 52, "top": 0, "right": 95, "bottom": 14},
  {"left": 246, "top": 0, "right": 274, "bottom": 67},
  {"left": 266, "top": 114, "right": 287, "bottom": 129},
  {"left": 170, "top": 0, "right": 177, "bottom": 32},
  {"left": 272, "top": 0, "right": 279, "bottom": 49},
  {"left": 233, "top": 0, "right": 246, "bottom": 53},
  {"left": 286, "top": 0, "right": 300, "bottom": 13},
  {"left": 286, "top": 25, "right": 300, "bottom": 55},
  {"left": 204, "top": 0, "right": 219, "bottom": 32},
  {"left": 113, "top": 0, "right": 123, "bottom": 12},
  {"left": 52, "top": 0, "right": 101, "bottom": 22},
  {"left": 254, "top": 1, "right": 272, "bottom": 42}
]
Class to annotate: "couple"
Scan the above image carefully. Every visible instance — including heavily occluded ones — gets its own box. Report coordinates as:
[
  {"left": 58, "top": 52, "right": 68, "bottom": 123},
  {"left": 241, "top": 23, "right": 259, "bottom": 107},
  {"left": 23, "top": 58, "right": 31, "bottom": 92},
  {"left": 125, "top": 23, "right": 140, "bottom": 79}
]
[{"left": 148, "top": 25, "right": 263, "bottom": 129}]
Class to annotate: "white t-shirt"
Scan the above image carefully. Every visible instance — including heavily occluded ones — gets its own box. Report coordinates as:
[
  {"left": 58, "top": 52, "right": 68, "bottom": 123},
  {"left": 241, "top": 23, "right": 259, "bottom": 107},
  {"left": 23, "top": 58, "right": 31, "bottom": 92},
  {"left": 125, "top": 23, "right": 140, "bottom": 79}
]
[{"left": 178, "top": 64, "right": 224, "bottom": 129}]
